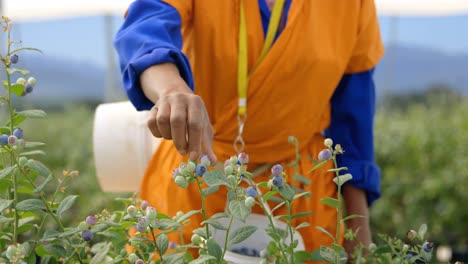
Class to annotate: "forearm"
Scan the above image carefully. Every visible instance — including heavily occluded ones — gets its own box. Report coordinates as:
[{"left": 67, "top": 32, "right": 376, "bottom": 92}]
[
  {"left": 140, "top": 63, "right": 192, "bottom": 103},
  {"left": 343, "top": 184, "right": 371, "bottom": 253}
]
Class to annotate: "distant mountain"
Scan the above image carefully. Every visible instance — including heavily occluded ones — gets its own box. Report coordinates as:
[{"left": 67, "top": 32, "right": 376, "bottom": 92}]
[
  {"left": 2, "top": 45, "right": 467, "bottom": 105},
  {"left": 374, "top": 45, "right": 468, "bottom": 95}
]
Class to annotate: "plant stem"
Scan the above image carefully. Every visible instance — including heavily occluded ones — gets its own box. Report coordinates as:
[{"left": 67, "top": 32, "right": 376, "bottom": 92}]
[
  {"left": 220, "top": 214, "right": 235, "bottom": 262},
  {"left": 195, "top": 177, "right": 210, "bottom": 238},
  {"left": 332, "top": 155, "right": 343, "bottom": 264},
  {"left": 150, "top": 227, "right": 164, "bottom": 262},
  {"left": 286, "top": 201, "right": 295, "bottom": 264}
]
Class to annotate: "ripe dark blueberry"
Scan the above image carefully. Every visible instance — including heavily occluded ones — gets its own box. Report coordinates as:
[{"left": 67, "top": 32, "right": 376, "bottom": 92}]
[
  {"left": 318, "top": 149, "right": 333, "bottom": 161},
  {"left": 13, "top": 128, "right": 23, "bottom": 139},
  {"left": 85, "top": 215, "right": 97, "bottom": 226},
  {"left": 25, "top": 83, "right": 33, "bottom": 94},
  {"left": 82, "top": 230, "right": 93, "bottom": 241},
  {"left": 0, "top": 134, "right": 8, "bottom": 146},
  {"left": 271, "top": 164, "right": 283, "bottom": 176},
  {"left": 10, "top": 54, "right": 19, "bottom": 64},
  {"left": 245, "top": 186, "right": 257, "bottom": 198},
  {"left": 423, "top": 241, "right": 434, "bottom": 253},
  {"left": 272, "top": 175, "right": 284, "bottom": 187},
  {"left": 195, "top": 164, "right": 207, "bottom": 177}
]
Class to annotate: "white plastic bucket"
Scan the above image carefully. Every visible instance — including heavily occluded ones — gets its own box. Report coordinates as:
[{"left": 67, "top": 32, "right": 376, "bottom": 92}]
[
  {"left": 212, "top": 214, "right": 305, "bottom": 264},
  {"left": 92, "top": 101, "right": 161, "bottom": 192}
]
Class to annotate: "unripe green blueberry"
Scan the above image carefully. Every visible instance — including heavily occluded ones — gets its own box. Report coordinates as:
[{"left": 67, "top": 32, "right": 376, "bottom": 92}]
[
  {"left": 16, "top": 77, "right": 26, "bottom": 85},
  {"left": 245, "top": 197, "right": 256, "bottom": 208},
  {"left": 224, "top": 165, "right": 233, "bottom": 175},
  {"left": 175, "top": 175, "right": 188, "bottom": 188},
  {"left": 27, "top": 77, "right": 37, "bottom": 87},
  {"left": 6, "top": 245, "right": 17, "bottom": 260},
  {"left": 120, "top": 248, "right": 127, "bottom": 257},
  {"left": 126, "top": 205, "right": 137, "bottom": 217},
  {"left": 191, "top": 234, "right": 202, "bottom": 245},
  {"left": 150, "top": 218, "right": 160, "bottom": 229},
  {"left": 186, "top": 161, "right": 196, "bottom": 173},
  {"left": 128, "top": 253, "right": 138, "bottom": 263},
  {"left": 200, "top": 155, "right": 211, "bottom": 167},
  {"left": 145, "top": 206, "right": 158, "bottom": 220},
  {"left": 18, "top": 157, "right": 28, "bottom": 165},
  {"left": 324, "top": 138, "right": 333, "bottom": 147},
  {"left": 229, "top": 156, "right": 238, "bottom": 165}
]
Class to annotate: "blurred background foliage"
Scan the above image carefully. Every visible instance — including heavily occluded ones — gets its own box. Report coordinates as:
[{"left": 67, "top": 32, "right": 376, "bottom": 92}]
[{"left": 10, "top": 86, "right": 468, "bottom": 255}]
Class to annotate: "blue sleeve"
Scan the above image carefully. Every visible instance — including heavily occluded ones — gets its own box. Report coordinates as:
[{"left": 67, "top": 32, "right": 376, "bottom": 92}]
[
  {"left": 113, "top": 0, "right": 194, "bottom": 111},
  {"left": 324, "top": 69, "right": 381, "bottom": 206}
]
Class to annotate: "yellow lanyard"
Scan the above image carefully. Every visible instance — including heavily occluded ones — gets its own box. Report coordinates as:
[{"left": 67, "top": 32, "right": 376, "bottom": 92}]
[{"left": 234, "top": 0, "right": 286, "bottom": 153}]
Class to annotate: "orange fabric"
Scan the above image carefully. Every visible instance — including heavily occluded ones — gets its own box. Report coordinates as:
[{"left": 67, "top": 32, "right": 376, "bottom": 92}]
[{"left": 142, "top": 0, "right": 383, "bottom": 259}]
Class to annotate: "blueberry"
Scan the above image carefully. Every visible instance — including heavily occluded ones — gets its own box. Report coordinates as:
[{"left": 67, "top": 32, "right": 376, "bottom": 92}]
[
  {"left": 271, "top": 164, "right": 283, "bottom": 176},
  {"left": 200, "top": 155, "right": 211, "bottom": 167},
  {"left": 245, "top": 197, "right": 256, "bottom": 208},
  {"left": 85, "top": 215, "right": 97, "bottom": 226},
  {"left": 140, "top": 200, "right": 149, "bottom": 210},
  {"left": 10, "top": 54, "right": 18, "bottom": 64},
  {"left": 172, "top": 168, "right": 180, "bottom": 179},
  {"left": 423, "top": 241, "right": 434, "bottom": 253},
  {"left": 224, "top": 165, "right": 233, "bottom": 175},
  {"left": 168, "top": 241, "right": 177, "bottom": 249},
  {"left": 318, "top": 149, "right": 332, "bottom": 161},
  {"left": 245, "top": 186, "right": 257, "bottom": 198},
  {"left": 136, "top": 222, "right": 145, "bottom": 233},
  {"left": 127, "top": 205, "right": 137, "bottom": 217},
  {"left": 128, "top": 253, "right": 138, "bottom": 263},
  {"left": 25, "top": 83, "right": 33, "bottom": 94},
  {"left": 191, "top": 234, "right": 202, "bottom": 245},
  {"left": 82, "top": 230, "right": 93, "bottom": 241},
  {"left": 13, "top": 128, "right": 23, "bottom": 139},
  {"left": 195, "top": 164, "right": 207, "bottom": 177},
  {"left": 272, "top": 175, "right": 284, "bottom": 187},
  {"left": 187, "top": 161, "right": 196, "bottom": 173},
  {"left": 135, "top": 259, "right": 144, "bottom": 264},
  {"left": 6, "top": 245, "right": 17, "bottom": 260},
  {"left": 0, "top": 134, "right": 8, "bottom": 146},
  {"left": 8, "top": 135, "right": 17, "bottom": 145},
  {"left": 145, "top": 206, "right": 157, "bottom": 220},
  {"left": 175, "top": 175, "right": 188, "bottom": 188},
  {"left": 324, "top": 138, "right": 333, "bottom": 147},
  {"left": 237, "top": 152, "right": 249, "bottom": 164},
  {"left": 16, "top": 77, "right": 26, "bottom": 85},
  {"left": 138, "top": 216, "right": 149, "bottom": 228},
  {"left": 27, "top": 77, "right": 37, "bottom": 86}
]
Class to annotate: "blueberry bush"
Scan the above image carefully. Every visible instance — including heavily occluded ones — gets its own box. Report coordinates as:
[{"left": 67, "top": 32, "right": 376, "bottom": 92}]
[{"left": 0, "top": 17, "right": 465, "bottom": 263}]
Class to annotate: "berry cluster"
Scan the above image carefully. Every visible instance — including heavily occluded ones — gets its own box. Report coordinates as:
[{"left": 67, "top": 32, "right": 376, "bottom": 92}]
[
  {"left": 15, "top": 76, "right": 37, "bottom": 96},
  {"left": 0, "top": 128, "right": 24, "bottom": 147}
]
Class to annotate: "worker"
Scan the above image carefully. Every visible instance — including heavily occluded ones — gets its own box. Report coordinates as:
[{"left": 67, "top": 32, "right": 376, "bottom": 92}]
[{"left": 114, "top": 0, "right": 384, "bottom": 259}]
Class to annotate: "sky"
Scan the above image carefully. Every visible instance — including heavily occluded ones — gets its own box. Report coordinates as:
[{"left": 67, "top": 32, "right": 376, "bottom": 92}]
[{"left": 8, "top": 14, "right": 468, "bottom": 67}]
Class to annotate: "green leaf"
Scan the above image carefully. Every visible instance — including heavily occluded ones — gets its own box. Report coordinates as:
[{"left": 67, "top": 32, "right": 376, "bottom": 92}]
[
  {"left": 157, "top": 234, "right": 169, "bottom": 255},
  {"left": 333, "top": 173, "right": 353, "bottom": 186},
  {"left": 10, "top": 47, "right": 43, "bottom": 54},
  {"left": 210, "top": 212, "right": 229, "bottom": 220},
  {"left": 203, "top": 170, "right": 228, "bottom": 187},
  {"left": 159, "top": 219, "right": 181, "bottom": 230},
  {"left": 202, "top": 219, "right": 227, "bottom": 230},
  {"left": 56, "top": 195, "right": 78, "bottom": 218},
  {"left": 19, "top": 216, "right": 36, "bottom": 227},
  {"left": 228, "top": 225, "right": 257, "bottom": 245},
  {"left": 276, "top": 211, "right": 313, "bottom": 221},
  {"left": 17, "top": 109, "right": 47, "bottom": 119},
  {"left": 257, "top": 181, "right": 269, "bottom": 188},
  {"left": 327, "top": 167, "right": 348, "bottom": 172},
  {"left": 19, "top": 150, "right": 46, "bottom": 156},
  {"left": 188, "top": 255, "right": 217, "bottom": 264},
  {"left": 176, "top": 210, "right": 200, "bottom": 223},
  {"left": 24, "top": 142, "right": 45, "bottom": 148},
  {"left": 3, "top": 81, "right": 25, "bottom": 96},
  {"left": 308, "top": 160, "right": 328, "bottom": 173},
  {"left": 320, "top": 197, "right": 340, "bottom": 209},
  {"left": 263, "top": 190, "right": 277, "bottom": 201},
  {"left": 294, "top": 251, "right": 312, "bottom": 263},
  {"left": 341, "top": 214, "right": 365, "bottom": 223},
  {"left": 0, "top": 166, "right": 16, "bottom": 180},
  {"left": 163, "top": 252, "right": 186, "bottom": 264},
  {"left": 202, "top": 185, "right": 219, "bottom": 196},
  {"left": 193, "top": 227, "right": 211, "bottom": 239},
  {"left": 44, "top": 244, "right": 67, "bottom": 258},
  {"left": 25, "top": 160, "right": 51, "bottom": 177},
  {"left": 316, "top": 226, "right": 334, "bottom": 241},
  {"left": 319, "top": 246, "right": 337, "bottom": 263},
  {"left": 295, "top": 222, "right": 310, "bottom": 230},
  {"left": 16, "top": 199, "right": 45, "bottom": 211},
  {"left": 206, "top": 238, "right": 223, "bottom": 261},
  {"left": 228, "top": 200, "right": 250, "bottom": 222},
  {"left": 293, "top": 174, "right": 311, "bottom": 185},
  {"left": 0, "top": 199, "right": 14, "bottom": 212},
  {"left": 6, "top": 68, "right": 30, "bottom": 75},
  {"left": 35, "top": 244, "right": 48, "bottom": 257},
  {"left": 278, "top": 184, "right": 295, "bottom": 201},
  {"left": 292, "top": 191, "right": 311, "bottom": 201},
  {"left": 6, "top": 114, "right": 26, "bottom": 127},
  {"left": 418, "top": 224, "right": 428, "bottom": 238},
  {"left": 34, "top": 174, "right": 54, "bottom": 193},
  {"left": 310, "top": 249, "right": 325, "bottom": 261},
  {"left": 90, "top": 242, "right": 111, "bottom": 264},
  {"left": 0, "top": 217, "right": 14, "bottom": 224},
  {"left": 332, "top": 243, "right": 345, "bottom": 253}
]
